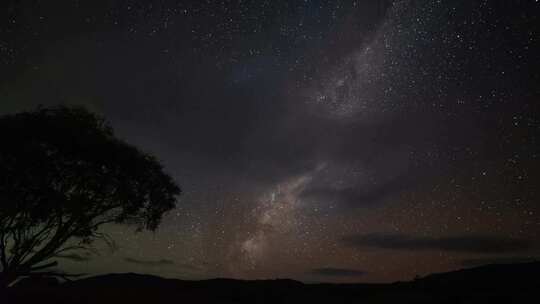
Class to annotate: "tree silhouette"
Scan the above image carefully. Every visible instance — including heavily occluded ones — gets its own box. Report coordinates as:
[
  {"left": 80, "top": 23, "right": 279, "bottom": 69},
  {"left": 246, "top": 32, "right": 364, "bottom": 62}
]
[{"left": 0, "top": 106, "right": 180, "bottom": 287}]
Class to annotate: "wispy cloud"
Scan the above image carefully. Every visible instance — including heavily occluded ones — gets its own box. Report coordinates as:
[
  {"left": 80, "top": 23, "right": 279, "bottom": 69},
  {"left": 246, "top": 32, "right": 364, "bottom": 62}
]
[
  {"left": 342, "top": 233, "right": 533, "bottom": 254},
  {"left": 310, "top": 267, "right": 367, "bottom": 277},
  {"left": 123, "top": 257, "right": 175, "bottom": 267},
  {"left": 460, "top": 257, "right": 538, "bottom": 267}
]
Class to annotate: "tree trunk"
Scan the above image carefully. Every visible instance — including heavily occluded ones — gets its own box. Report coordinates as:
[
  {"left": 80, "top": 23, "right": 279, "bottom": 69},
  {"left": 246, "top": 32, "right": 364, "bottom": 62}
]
[{"left": 0, "top": 271, "right": 18, "bottom": 289}]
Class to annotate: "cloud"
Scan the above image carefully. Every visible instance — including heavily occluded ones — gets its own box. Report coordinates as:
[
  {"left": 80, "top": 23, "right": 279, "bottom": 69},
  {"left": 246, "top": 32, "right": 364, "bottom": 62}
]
[
  {"left": 341, "top": 233, "right": 533, "bottom": 254},
  {"left": 460, "top": 257, "right": 538, "bottom": 267},
  {"left": 123, "top": 257, "right": 175, "bottom": 267},
  {"left": 176, "top": 263, "right": 205, "bottom": 272},
  {"left": 310, "top": 268, "right": 367, "bottom": 277},
  {"left": 299, "top": 175, "right": 410, "bottom": 209}
]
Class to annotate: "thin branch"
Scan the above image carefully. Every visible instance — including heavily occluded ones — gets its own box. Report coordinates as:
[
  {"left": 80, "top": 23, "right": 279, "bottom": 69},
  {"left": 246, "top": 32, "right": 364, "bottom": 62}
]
[
  {"left": 23, "top": 271, "right": 86, "bottom": 282},
  {"left": 29, "top": 260, "right": 58, "bottom": 271},
  {"left": 0, "top": 231, "right": 8, "bottom": 270}
]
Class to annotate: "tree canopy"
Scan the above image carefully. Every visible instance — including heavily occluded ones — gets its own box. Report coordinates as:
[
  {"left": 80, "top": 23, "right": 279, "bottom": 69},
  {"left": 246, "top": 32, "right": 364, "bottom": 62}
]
[{"left": 0, "top": 106, "right": 180, "bottom": 287}]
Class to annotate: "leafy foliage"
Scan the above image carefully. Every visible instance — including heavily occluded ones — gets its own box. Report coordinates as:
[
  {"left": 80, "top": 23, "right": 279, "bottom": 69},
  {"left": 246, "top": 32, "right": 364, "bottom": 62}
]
[{"left": 0, "top": 106, "right": 180, "bottom": 286}]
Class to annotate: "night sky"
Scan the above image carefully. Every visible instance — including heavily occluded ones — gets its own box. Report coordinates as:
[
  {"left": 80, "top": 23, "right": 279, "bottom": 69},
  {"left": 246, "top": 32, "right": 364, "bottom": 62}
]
[{"left": 1, "top": 0, "right": 539, "bottom": 283}]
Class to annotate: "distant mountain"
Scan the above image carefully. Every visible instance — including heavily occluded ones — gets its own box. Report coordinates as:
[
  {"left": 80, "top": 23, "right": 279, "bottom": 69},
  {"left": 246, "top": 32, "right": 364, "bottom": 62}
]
[
  {"left": 411, "top": 261, "right": 540, "bottom": 290},
  {"left": 4, "top": 262, "right": 540, "bottom": 303}
]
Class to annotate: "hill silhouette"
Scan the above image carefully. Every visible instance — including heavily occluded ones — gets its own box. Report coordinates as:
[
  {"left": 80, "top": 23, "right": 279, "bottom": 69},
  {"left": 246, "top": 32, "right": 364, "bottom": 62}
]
[{"left": 3, "top": 262, "right": 539, "bottom": 303}]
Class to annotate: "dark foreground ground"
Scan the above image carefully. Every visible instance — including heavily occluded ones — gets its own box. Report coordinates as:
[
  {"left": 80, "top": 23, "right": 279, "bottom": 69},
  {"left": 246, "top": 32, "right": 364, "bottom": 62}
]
[{"left": 3, "top": 262, "right": 539, "bottom": 303}]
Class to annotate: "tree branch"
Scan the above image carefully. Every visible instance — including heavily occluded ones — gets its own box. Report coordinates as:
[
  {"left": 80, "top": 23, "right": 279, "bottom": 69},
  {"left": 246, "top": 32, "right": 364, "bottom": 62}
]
[
  {"left": 24, "top": 271, "right": 86, "bottom": 282},
  {"left": 29, "top": 260, "right": 58, "bottom": 272}
]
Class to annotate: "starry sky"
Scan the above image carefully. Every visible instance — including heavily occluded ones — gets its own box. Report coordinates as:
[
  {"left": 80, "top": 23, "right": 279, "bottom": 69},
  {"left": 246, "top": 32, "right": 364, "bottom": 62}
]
[{"left": 1, "top": 0, "right": 539, "bottom": 283}]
